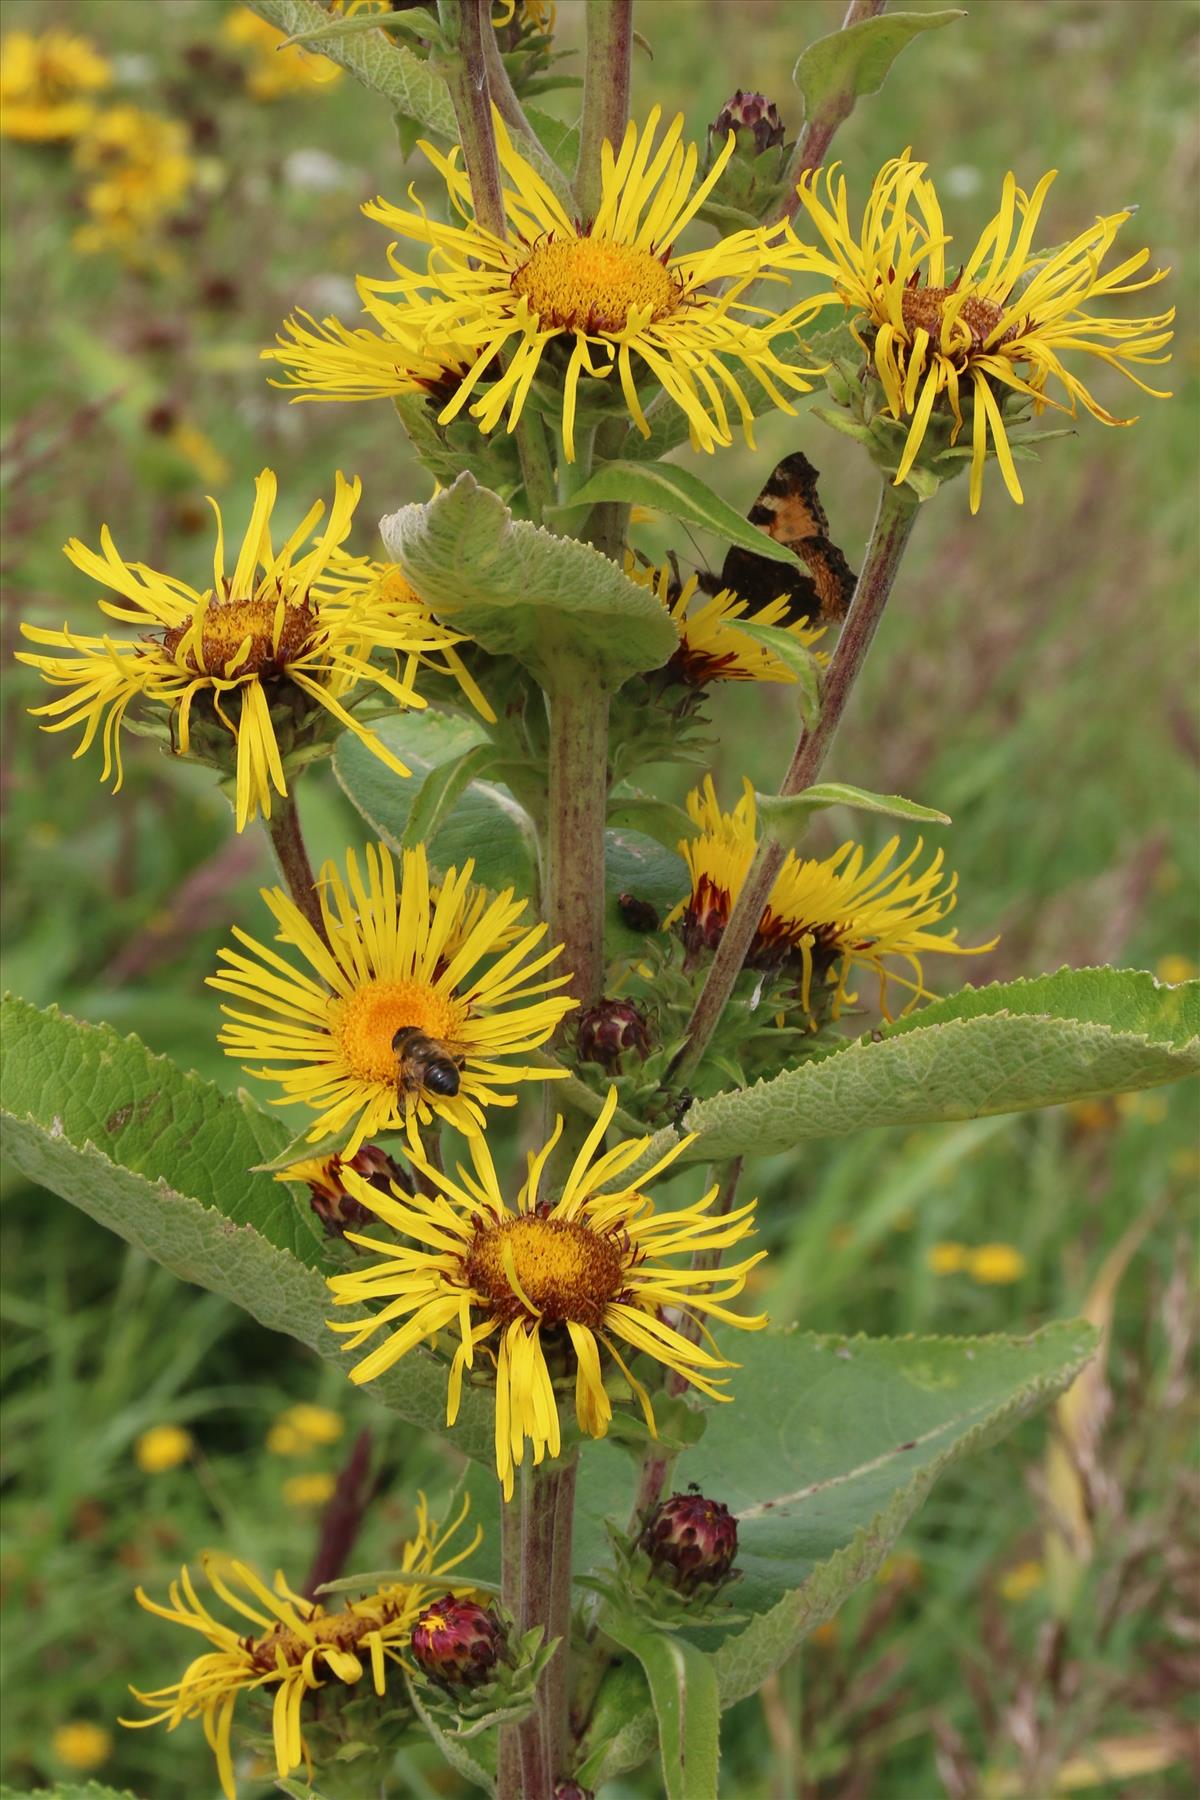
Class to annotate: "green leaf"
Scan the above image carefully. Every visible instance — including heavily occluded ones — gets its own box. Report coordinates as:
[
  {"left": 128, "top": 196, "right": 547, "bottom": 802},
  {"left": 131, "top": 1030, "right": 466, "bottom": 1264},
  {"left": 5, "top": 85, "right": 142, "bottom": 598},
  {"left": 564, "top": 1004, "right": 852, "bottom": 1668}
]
[
  {"left": 279, "top": 8, "right": 445, "bottom": 50},
  {"left": 0, "top": 996, "right": 496, "bottom": 1460},
  {"left": 333, "top": 711, "right": 541, "bottom": 900},
  {"left": 730, "top": 623, "right": 822, "bottom": 727},
  {"left": 0, "top": 1787, "right": 145, "bottom": 1800},
  {"left": 400, "top": 741, "right": 496, "bottom": 850},
  {"left": 247, "top": 0, "right": 457, "bottom": 137},
  {"left": 793, "top": 10, "right": 965, "bottom": 125},
  {"left": 564, "top": 462, "right": 805, "bottom": 569},
  {"left": 600, "top": 1613, "right": 720, "bottom": 1800},
  {"left": 607, "top": 792, "right": 697, "bottom": 853},
  {"left": 756, "top": 783, "right": 950, "bottom": 846},
  {"left": 605, "top": 830, "right": 689, "bottom": 958},
  {"left": 583, "top": 1322, "right": 1096, "bottom": 1785},
  {"left": 382, "top": 475, "right": 678, "bottom": 687},
  {"left": 525, "top": 104, "right": 580, "bottom": 177},
  {"left": 630, "top": 968, "right": 1200, "bottom": 1170}
]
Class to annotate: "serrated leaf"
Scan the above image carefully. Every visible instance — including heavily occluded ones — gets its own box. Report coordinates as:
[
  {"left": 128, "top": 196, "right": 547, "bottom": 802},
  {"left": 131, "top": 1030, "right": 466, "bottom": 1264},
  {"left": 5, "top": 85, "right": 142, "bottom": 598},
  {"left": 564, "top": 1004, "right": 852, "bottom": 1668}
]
[
  {"left": 629, "top": 968, "right": 1200, "bottom": 1171},
  {"left": 334, "top": 711, "right": 541, "bottom": 899},
  {"left": 564, "top": 462, "right": 804, "bottom": 569},
  {"left": 583, "top": 1322, "right": 1096, "bottom": 1785},
  {"left": 793, "top": 10, "right": 965, "bottom": 122},
  {"left": 405, "top": 1678, "right": 496, "bottom": 1793},
  {"left": 0, "top": 996, "right": 496, "bottom": 1460},
  {"left": 382, "top": 474, "right": 678, "bottom": 687},
  {"left": 600, "top": 1613, "right": 720, "bottom": 1800},
  {"left": 756, "top": 783, "right": 950, "bottom": 845},
  {"left": 248, "top": 0, "right": 456, "bottom": 136}
]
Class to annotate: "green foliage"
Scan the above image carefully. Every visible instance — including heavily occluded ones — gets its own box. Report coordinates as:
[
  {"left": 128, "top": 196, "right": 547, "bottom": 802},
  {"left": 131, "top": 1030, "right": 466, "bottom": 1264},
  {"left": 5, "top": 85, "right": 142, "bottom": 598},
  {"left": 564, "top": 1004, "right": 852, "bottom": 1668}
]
[
  {"left": 0, "top": 996, "right": 496, "bottom": 1459},
  {"left": 793, "top": 10, "right": 965, "bottom": 123},
  {"left": 757, "top": 783, "right": 952, "bottom": 842},
  {"left": 382, "top": 474, "right": 678, "bottom": 687},
  {"left": 599, "top": 1612, "right": 721, "bottom": 1800},
  {"left": 247, "top": 0, "right": 457, "bottom": 136},
  {"left": 625, "top": 968, "right": 1200, "bottom": 1170},
  {"left": 564, "top": 461, "right": 807, "bottom": 570}
]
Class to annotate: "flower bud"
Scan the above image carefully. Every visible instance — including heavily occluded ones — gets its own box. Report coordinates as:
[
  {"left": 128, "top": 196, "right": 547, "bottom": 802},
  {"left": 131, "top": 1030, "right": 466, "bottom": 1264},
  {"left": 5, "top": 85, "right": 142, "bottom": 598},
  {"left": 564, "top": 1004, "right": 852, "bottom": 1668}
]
[
  {"left": 555, "top": 1785, "right": 595, "bottom": 1800},
  {"left": 411, "top": 1596, "right": 507, "bottom": 1689},
  {"left": 576, "top": 998, "right": 652, "bottom": 1072},
  {"left": 641, "top": 1490, "right": 739, "bottom": 1592},
  {"left": 300, "top": 1146, "right": 411, "bottom": 1243},
  {"left": 709, "top": 90, "right": 786, "bottom": 160}
]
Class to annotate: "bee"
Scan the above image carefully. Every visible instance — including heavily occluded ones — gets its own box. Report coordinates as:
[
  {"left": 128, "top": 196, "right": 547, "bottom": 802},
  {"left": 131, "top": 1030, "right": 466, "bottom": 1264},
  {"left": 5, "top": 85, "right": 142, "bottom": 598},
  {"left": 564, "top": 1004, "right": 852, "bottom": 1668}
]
[{"left": 391, "top": 1026, "right": 463, "bottom": 1100}]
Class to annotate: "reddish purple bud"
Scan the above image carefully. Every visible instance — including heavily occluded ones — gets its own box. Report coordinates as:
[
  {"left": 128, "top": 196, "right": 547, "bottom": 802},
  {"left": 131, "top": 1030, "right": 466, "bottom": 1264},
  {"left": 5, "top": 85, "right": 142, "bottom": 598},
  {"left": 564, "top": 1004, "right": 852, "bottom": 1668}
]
[
  {"left": 641, "top": 1491, "right": 739, "bottom": 1591},
  {"left": 411, "top": 1596, "right": 507, "bottom": 1689},
  {"left": 576, "top": 998, "right": 652, "bottom": 1073},
  {"left": 710, "top": 90, "right": 786, "bottom": 157},
  {"left": 304, "top": 1146, "right": 411, "bottom": 1244},
  {"left": 555, "top": 1786, "right": 595, "bottom": 1800}
]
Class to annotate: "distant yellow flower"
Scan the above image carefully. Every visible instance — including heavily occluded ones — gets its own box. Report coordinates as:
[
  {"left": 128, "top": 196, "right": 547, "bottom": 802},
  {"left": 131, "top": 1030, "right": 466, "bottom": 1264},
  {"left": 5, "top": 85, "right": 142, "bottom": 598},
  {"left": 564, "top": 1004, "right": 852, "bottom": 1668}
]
[
  {"left": 267, "top": 1403, "right": 344, "bottom": 1456},
  {"left": 328, "top": 1087, "right": 766, "bottom": 1499},
  {"left": 135, "top": 1424, "right": 194, "bottom": 1473},
  {"left": 494, "top": 0, "right": 556, "bottom": 28},
  {"left": 630, "top": 560, "right": 826, "bottom": 686},
  {"left": 165, "top": 419, "right": 232, "bottom": 489},
  {"left": 1156, "top": 954, "right": 1196, "bottom": 986},
  {"left": 282, "top": 1472, "right": 337, "bottom": 1507},
  {"left": 927, "top": 1241, "right": 969, "bottom": 1275},
  {"left": 281, "top": 107, "right": 823, "bottom": 460},
  {"left": 72, "top": 107, "right": 196, "bottom": 263},
  {"left": 1115, "top": 1090, "right": 1168, "bottom": 1125},
  {"left": 967, "top": 1243, "right": 1026, "bottom": 1285},
  {"left": 52, "top": 1720, "right": 113, "bottom": 1771},
  {"left": 788, "top": 154, "right": 1173, "bottom": 511},
  {"left": 998, "top": 1558, "right": 1044, "bottom": 1603},
  {"left": 0, "top": 29, "right": 110, "bottom": 141},
  {"left": 17, "top": 470, "right": 455, "bottom": 831},
  {"left": 211, "top": 841, "right": 575, "bottom": 1153},
  {"left": 124, "top": 1497, "right": 478, "bottom": 1798},
  {"left": 671, "top": 777, "right": 992, "bottom": 1020},
  {"left": 223, "top": 9, "right": 341, "bottom": 100}
]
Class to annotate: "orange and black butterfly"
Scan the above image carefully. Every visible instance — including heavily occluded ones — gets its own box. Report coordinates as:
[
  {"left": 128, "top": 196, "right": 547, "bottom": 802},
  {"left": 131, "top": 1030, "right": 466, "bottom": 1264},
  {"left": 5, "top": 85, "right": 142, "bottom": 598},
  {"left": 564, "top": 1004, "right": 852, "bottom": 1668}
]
[{"left": 701, "top": 451, "right": 857, "bottom": 628}]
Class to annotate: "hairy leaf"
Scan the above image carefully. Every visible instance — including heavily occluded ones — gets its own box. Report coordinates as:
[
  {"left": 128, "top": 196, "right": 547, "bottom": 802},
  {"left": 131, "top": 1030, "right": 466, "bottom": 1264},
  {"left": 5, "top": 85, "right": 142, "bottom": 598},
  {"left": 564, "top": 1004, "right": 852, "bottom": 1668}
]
[
  {"left": 793, "top": 10, "right": 965, "bottom": 123},
  {"left": 247, "top": 0, "right": 456, "bottom": 136}
]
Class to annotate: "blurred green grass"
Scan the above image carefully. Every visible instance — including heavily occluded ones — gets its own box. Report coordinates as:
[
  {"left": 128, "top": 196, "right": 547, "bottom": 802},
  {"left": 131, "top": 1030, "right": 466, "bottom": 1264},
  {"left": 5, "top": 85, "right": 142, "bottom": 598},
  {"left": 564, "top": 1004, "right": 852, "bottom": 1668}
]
[{"left": 2, "top": 1, "right": 1197, "bottom": 1795}]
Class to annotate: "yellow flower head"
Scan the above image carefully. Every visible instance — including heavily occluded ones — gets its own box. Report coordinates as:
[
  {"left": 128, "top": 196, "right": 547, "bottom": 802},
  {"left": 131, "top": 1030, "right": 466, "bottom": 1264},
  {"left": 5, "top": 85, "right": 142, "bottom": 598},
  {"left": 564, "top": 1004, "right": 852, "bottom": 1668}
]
[
  {"left": 787, "top": 154, "right": 1173, "bottom": 512},
  {"left": 17, "top": 470, "right": 459, "bottom": 831},
  {"left": 967, "top": 1243, "right": 1027, "bottom": 1285},
  {"left": 282, "top": 1471, "right": 337, "bottom": 1507},
  {"left": 52, "top": 1720, "right": 113, "bottom": 1771},
  {"left": 672, "top": 777, "right": 994, "bottom": 1020},
  {"left": 998, "top": 1558, "right": 1044, "bottom": 1603},
  {"left": 123, "top": 1496, "right": 478, "bottom": 1799},
  {"left": 211, "top": 841, "right": 576, "bottom": 1152},
  {"left": 265, "top": 306, "right": 481, "bottom": 415},
  {"left": 0, "top": 29, "right": 111, "bottom": 142},
  {"left": 328, "top": 1087, "right": 767, "bottom": 1499},
  {"left": 631, "top": 560, "right": 826, "bottom": 686},
  {"left": 274, "top": 107, "right": 824, "bottom": 460},
  {"left": 71, "top": 106, "right": 195, "bottom": 261},
  {"left": 267, "top": 1402, "right": 344, "bottom": 1456},
  {"left": 135, "top": 1424, "right": 194, "bottom": 1473},
  {"left": 927, "top": 1241, "right": 969, "bottom": 1275},
  {"left": 223, "top": 9, "right": 342, "bottom": 101},
  {"left": 494, "top": 0, "right": 556, "bottom": 29}
]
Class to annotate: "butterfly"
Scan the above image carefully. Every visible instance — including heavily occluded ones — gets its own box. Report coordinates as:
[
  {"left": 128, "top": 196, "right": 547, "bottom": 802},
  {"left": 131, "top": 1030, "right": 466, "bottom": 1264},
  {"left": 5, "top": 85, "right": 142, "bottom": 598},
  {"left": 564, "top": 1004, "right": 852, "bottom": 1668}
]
[{"left": 700, "top": 451, "right": 857, "bottom": 627}]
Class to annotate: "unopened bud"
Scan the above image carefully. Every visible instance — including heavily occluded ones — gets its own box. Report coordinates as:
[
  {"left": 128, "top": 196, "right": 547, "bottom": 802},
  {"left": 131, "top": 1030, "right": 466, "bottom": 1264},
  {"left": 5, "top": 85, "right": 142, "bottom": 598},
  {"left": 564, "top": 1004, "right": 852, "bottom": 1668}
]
[
  {"left": 411, "top": 1596, "right": 507, "bottom": 1689},
  {"left": 709, "top": 90, "right": 786, "bottom": 159},
  {"left": 299, "top": 1146, "right": 411, "bottom": 1243},
  {"left": 576, "top": 998, "right": 652, "bottom": 1072},
  {"left": 641, "top": 1490, "right": 739, "bottom": 1592},
  {"left": 555, "top": 1785, "right": 595, "bottom": 1800}
]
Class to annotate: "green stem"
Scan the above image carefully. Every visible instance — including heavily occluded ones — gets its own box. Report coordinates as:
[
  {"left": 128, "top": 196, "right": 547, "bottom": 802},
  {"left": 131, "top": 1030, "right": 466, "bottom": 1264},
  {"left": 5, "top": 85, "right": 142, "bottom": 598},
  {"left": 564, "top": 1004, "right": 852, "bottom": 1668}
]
[
  {"left": 513, "top": 1463, "right": 559, "bottom": 1798},
  {"left": 776, "top": 0, "right": 890, "bottom": 225},
  {"left": 481, "top": 10, "right": 575, "bottom": 211},
  {"left": 575, "top": 0, "right": 633, "bottom": 220},
  {"left": 497, "top": 1497, "right": 523, "bottom": 1798},
  {"left": 546, "top": 664, "right": 610, "bottom": 1016},
  {"left": 264, "top": 790, "right": 325, "bottom": 942},
  {"left": 669, "top": 480, "right": 919, "bottom": 1088},
  {"left": 545, "top": 1451, "right": 579, "bottom": 1780},
  {"left": 437, "top": 0, "right": 506, "bottom": 236}
]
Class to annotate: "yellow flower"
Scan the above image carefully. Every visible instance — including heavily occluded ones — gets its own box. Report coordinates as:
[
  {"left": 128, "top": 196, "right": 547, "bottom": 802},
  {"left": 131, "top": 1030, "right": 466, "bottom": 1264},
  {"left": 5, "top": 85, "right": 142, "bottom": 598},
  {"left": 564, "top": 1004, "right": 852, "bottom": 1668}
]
[
  {"left": 265, "top": 306, "right": 481, "bottom": 413},
  {"left": 71, "top": 106, "right": 195, "bottom": 261},
  {"left": 135, "top": 1424, "right": 194, "bottom": 1473},
  {"left": 788, "top": 153, "right": 1173, "bottom": 511},
  {"left": 1156, "top": 953, "right": 1197, "bottom": 986},
  {"left": 0, "top": 29, "right": 111, "bottom": 142},
  {"left": 630, "top": 560, "right": 826, "bottom": 686},
  {"left": 52, "top": 1720, "right": 113, "bottom": 1771},
  {"left": 267, "top": 1403, "right": 344, "bottom": 1457},
  {"left": 494, "top": 0, "right": 556, "bottom": 28},
  {"left": 223, "top": 9, "right": 342, "bottom": 100},
  {"left": 17, "top": 470, "right": 457, "bottom": 832},
  {"left": 671, "top": 777, "right": 992, "bottom": 1020},
  {"left": 282, "top": 1472, "right": 337, "bottom": 1507},
  {"left": 275, "top": 107, "right": 824, "bottom": 460},
  {"left": 211, "top": 841, "right": 575, "bottom": 1153},
  {"left": 998, "top": 1558, "right": 1044, "bottom": 1603},
  {"left": 927, "top": 1241, "right": 969, "bottom": 1275},
  {"left": 328, "top": 1087, "right": 767, "bottom": 1500},
  {"left": 123, "top": 1497, "right": 478, "bottom": 1799},
  {"left": 967, "top": 1243, "right": 1027, "bottom": 1285}
]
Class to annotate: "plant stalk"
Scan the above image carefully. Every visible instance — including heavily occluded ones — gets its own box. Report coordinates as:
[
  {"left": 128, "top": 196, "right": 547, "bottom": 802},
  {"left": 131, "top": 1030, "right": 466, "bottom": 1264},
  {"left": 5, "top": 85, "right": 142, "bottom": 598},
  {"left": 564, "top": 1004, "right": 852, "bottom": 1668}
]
[
  {"left": 546, "top": 664, "right": 610, "bottom": 1015},
  {"left": 264, "top": 790, "right": 326, "bottom": 942},
  {"left": 545, "top": 1451, "right": 579, "bottom": 1779},
  {"left": 437, "top": 0, "right": 506, "bottom": 237},
  {"left": 497, "top": 1496, "right": 524, "bottom": 1798},
  {"left": 575, "top": 0, "right": 633, "bottom": 220},
  {"left": 777, "top": 0, "right": 889, "bottom": 224},
  {"left": 669, "top": 480, "right": 919, "bottom": 1087},
  {"left": 514, "top": 1462, "right": 562, "bottom": 1797}
]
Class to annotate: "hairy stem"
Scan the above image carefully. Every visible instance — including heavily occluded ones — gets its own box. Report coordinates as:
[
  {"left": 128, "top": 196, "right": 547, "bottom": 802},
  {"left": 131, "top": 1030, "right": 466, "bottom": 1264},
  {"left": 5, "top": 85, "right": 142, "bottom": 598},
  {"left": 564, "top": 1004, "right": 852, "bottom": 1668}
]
[
  {"left": 514, "top": 1462, "right": 560, "bottom": 1798},
  {"left": 546, "top": 663, "right": 610, "bottom": 1015},
  {"left": 575, "top": 0, "right": 633, "bottom": 220},
  {"left": 669, "top": 480, "right": 920, "bottom": 1086},
  {"left": 264, "top": 790, "right": 325, "bottom": 942},
  {"left": 481, "top": 12, "right": 575, "bottom": 210},
  {"left": 497, "top": 1496, "right": 523, "bottom": 1798},
  {"left": 545, "top": 1451, "right": 579, "bottom": 1779},
  {"left": 437, "top": 0, "right": 506, "bottom": 236},
  {"left": 777, "top": 0, "right": 889, "bottom": 224}
]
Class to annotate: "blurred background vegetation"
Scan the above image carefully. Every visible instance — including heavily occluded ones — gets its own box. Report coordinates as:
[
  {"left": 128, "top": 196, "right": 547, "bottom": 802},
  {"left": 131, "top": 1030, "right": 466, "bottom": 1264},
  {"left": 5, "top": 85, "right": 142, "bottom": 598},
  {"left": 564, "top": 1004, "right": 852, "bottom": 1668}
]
[{"left": 1, "top": 1, "right": 1197, "bottom": 1795}]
